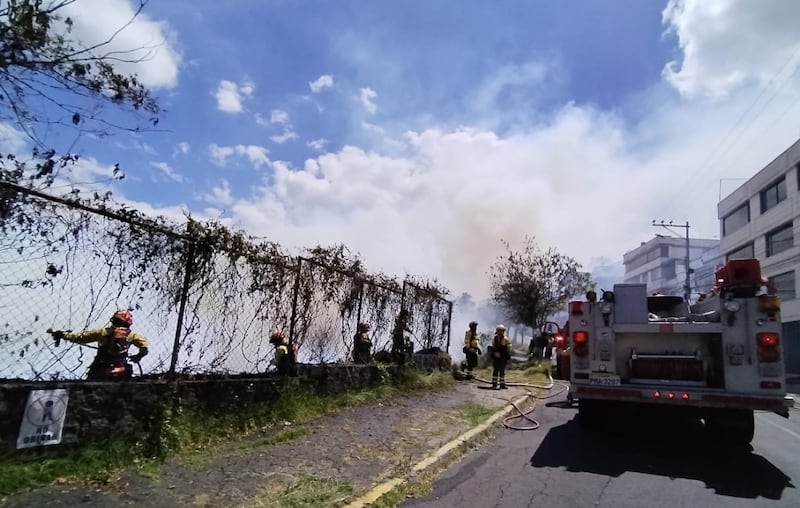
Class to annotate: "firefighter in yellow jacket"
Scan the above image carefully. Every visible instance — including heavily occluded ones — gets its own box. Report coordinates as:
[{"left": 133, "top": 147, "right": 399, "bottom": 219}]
[
  {"left": 269, "top": 330, "right": 292, "bottom": 376},
  {"left": 489, "top": 324, "right": 512, "bottom": 389},
  {"left": 353, "top": 322, "right": 373, "bottom": 364},
  {"left": 463, "top": 321, "right": 482, "bottom": 378},
  {"left": 51, "top": 309, "right": 148, "bottom": 380}
]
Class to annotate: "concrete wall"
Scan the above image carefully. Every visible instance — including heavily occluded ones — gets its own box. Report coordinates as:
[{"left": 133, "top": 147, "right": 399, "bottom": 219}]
[{"left": 0, "top": 363, "right": 393, "bottom": 452}]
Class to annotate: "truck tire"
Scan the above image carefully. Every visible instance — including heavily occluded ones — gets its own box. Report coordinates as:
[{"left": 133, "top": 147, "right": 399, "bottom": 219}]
[
  {"left": 579, "top": 399, "right": 602, "bottom": 431},
  {"left": 705, "top": 408, "right": 755, "bottom": 445}
]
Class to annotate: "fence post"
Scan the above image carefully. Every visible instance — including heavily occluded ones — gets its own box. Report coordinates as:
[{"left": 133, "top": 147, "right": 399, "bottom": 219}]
[
  {"left": 169, "top": 239, "right": 195, "bottom": 376},
  {"left": 425, "top": 300, "right": 434, "bottom": 349},
  {"left": 287, "top": 257, "right": 302, "bottom": 369},
  {"left": 400, "top": 279, "right": 407, "bottom": 313},
  {"left": 446, "top": 300, "right": 453, "bottom": 352},
  {"left": 356, "top": 277, "right": 364, "bottom": 327}
]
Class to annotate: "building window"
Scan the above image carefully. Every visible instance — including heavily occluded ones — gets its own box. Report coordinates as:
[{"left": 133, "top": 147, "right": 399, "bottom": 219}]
[
  {"left": 723, "top": 203, "right": 749, "bottom": 236},
  {"left": 769, "top": 271, "right": 796, "bottom": 301},
  {"left": 766, "top": 222, "right": 794, "bottom": 257},
  {"left": 726, "top": 242, "right": 754, "bottom": 260},
  {"left": 661, "top": 259, "right": 676, "bottom": 279},
  {"left": 760, "top": 176, "right": 787, "bottom": 213}
]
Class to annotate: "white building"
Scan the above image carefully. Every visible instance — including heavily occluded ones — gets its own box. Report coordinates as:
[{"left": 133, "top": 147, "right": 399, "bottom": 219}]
[
  {"left": 718, "top": 137, "right": 800, "bottom": 374},
  {"left": 623, "top": 235, "right": 720, "bottom": 297}
]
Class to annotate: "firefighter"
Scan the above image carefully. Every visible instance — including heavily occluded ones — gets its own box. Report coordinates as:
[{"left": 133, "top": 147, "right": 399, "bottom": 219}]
[
  {"left": 51, "top": 309, "right": 148, "bottom": 381},
  {"left": 463, "top": 321, "right": 482, "bottom": 378},
  {"left": 530, "top": 331, "right": 548, "bottom": 364},
  {"left": 391, "top": 310, "right": 413, "bottom": 365},
  {"left": 489, "top": 324, "right": 512, "bottom": 389},
  {"left": 269, "top": 330, "right": 292, "bottom": 376},
  {"left": 353, "top": 322, "right": 373, "bottom": 364}
]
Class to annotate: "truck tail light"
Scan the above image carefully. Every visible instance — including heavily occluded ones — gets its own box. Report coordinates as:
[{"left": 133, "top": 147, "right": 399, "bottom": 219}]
[
  {"left": 757, "top": 332, "right": 779, "bottom": 348},
  {"left": 569, "top": 301, "right": 583, "bottom": 315},
  {"left": 757, "top": 332, "right": 781, "bottom": 363},
  {"left": 573, "top": 331, "right": 588, "bottom": 357}
]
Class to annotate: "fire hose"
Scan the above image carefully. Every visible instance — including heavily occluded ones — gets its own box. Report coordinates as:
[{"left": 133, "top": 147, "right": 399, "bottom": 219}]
[{"left": 470, "top": 372, "right": 571, "bottom": 430}]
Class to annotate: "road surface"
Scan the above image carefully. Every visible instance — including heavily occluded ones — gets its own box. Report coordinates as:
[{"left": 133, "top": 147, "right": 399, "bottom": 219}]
[{"left": 403, "top": 396, "right": 800, "bottom": 508}]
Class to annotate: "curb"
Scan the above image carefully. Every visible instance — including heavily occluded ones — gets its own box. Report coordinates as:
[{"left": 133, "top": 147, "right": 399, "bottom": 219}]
[{"left": 344, "top": 392, "right": 531, "bottom": 508}]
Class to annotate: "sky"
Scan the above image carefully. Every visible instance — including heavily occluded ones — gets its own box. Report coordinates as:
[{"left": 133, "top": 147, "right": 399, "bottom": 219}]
[{"left": 4, "top": 0, "right": 800, "bottom": 303}]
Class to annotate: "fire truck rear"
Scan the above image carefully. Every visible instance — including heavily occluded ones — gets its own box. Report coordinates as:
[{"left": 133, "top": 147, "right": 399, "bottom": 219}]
[{"left": 568, "top": 258, "right": 793, "bottom": 444}]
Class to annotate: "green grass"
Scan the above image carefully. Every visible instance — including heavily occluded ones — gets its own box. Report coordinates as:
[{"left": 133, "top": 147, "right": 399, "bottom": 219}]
[
  {"left": 368, "top": 488, "right": 407, "bottom": 508},
  {"left": 0, "top": 438, "right": 141, "bottom": 496},
  {"left": 0, "top": 369, "right": 454, "bottom": 497},
  {"left": 262, "top": 474, "right": 354, "bottom": 508},
  {"left": 453, "top": 402, "right": 494, "bottom": 426},
  {"left": 233, "top": 426, "right": 310, "bottom": 451}
]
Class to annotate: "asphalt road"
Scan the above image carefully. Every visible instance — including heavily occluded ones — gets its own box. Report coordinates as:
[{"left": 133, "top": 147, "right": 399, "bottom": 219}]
[{"left": 402, "top": 396, "right": 800, "bottom": 508}]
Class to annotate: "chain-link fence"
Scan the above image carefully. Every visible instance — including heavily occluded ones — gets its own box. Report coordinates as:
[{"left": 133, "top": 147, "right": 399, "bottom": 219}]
[{"left": 0, "top": 181, "right": 452, "bottom": 380}]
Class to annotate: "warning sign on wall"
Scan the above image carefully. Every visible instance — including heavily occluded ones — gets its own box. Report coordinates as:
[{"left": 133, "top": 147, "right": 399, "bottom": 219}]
[{"left": 16, "top": 389, "right": 69, "bottom": 449}]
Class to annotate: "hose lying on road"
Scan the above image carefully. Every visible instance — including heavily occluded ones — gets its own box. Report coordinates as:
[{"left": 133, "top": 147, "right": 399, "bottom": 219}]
[{"left": 469, "top": 372, "right": 571, "bottom": 431}]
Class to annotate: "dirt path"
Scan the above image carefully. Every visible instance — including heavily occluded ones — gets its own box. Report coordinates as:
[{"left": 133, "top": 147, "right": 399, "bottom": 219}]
[{"left": 1, "top": 382, "right": 531, "bottom": 508}]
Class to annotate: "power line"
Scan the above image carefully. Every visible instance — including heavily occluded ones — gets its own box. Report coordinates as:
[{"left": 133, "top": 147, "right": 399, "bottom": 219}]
[{"left": 675, "top": 43, "right": 800, "bottom": 203}]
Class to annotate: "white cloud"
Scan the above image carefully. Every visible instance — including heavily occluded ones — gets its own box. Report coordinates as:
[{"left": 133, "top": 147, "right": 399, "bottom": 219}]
[
  {"left": 0, "top": 122, "right": 28, "bottom": 154},
  {"left": 149, "top": 161, "right": 183, "bottom": 182},
  {"left": 253, "top": 110, "right": 297, "bottom": 144},
  {"left": 209, "top": 143, "right": 235, "bottom": 166},
  {"left": 208, "top": 71, "right": 800, "bottom": 301},
  {"left": 662, "top": 0, "right": 800, "bottom": 97},
  {"left": 309, "top": 74, "right": 334, "bottom": 93},
  {"left": 215, "top": 79, "right": 255, "bottom": 113},
  {"left": 173, "top": 141, "right": 190, "bottom": 156},
  {"left": 270, "top": 131, "right": 299, "bottom": 144},
  {"left": 96, "top": 2, "right": 800, "bottom": 304},
  {"left": 361, "top": 121, "right": 385, "bottom": 134},
  {"left": 360, "top": 87, "right": 378, "bottom": 114},
  {"left": 60, "top": 0, "right": 181, "bottom": 89},
  {"left": 270, "top": 110, "right": 290, "bottom": 124},
  {"left": 307, "top": 139, "right": 328, "bottom": 152},
  {"left": 114, "top": 139, "right": 157, "bottom": 155},
  {"left": 203, "top": 179, "right": 234, "bottom": 206},
  {"left": 235, "top": 144, "right": 270, "bottom": 168},
  {"left": 209, "top": 143, "right": 270, "bottom": 168}
]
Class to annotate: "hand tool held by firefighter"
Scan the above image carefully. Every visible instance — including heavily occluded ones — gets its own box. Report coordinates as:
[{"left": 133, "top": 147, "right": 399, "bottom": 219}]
[{"left": 46, "top": 328, "right": 71, "bottom": 348}]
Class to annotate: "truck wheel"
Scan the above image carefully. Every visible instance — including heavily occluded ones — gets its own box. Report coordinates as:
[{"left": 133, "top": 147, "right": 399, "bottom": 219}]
[
  {"left": 705, "top": 409, "right": 754, "bottom": 445},
  {"left": 579, "top": 399, "right": 602, "bottom": 431}
]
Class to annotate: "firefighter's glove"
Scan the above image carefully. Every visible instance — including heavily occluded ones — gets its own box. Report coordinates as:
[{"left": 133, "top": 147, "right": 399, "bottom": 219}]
[
  {"left": 477, "top": 348, "right": 482, "bottom": 355},
  {"left": 129, "top": 347, "right": 148, "bottom": 363}
]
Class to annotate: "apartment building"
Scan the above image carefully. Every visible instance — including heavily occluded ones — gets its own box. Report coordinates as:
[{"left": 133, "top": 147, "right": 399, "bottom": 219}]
[
  {"left": 623, "top": 235, "right": 720, "bottom": 297},
  {"left": 718, "top": 137, "right": 800, "bottom": 374}
]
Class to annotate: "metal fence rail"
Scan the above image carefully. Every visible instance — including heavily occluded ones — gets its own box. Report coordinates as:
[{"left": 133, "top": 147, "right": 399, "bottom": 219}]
[{"left": 0, "top": 181, "right": 452, "bottom": 380}]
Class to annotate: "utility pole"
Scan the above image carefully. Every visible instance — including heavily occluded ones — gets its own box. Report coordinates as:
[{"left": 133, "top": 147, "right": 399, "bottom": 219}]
[{"left": 652, "top": 220, "right": 692, "bottom": 302}]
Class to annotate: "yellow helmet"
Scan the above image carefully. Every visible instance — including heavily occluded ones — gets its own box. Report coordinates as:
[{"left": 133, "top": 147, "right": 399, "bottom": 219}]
[{"left": 496, "top": 324, "right": 506, "bottom": 332}]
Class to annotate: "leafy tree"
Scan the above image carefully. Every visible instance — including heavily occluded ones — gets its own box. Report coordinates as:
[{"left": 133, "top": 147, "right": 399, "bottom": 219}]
[
  {"left": 1, "top": 0, "right": 160, "bottom": 187},
  {"left": 488, "top": 236, "right": 593, "bottom": 335}
]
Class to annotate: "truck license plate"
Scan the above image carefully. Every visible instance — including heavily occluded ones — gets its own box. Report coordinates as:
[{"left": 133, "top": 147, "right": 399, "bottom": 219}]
[{"left": 589, "top": 373, "right": 620, "bottom": 386}]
